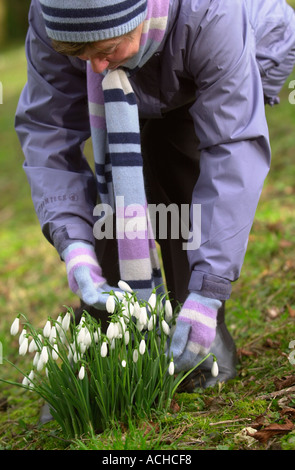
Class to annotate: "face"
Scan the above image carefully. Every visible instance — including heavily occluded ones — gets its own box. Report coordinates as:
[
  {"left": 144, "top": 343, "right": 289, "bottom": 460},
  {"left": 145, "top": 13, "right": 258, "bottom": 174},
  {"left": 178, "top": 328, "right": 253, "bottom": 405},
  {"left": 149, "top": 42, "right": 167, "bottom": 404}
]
[{"left": 78, "top": 23, "right": 144, "bottom": 73}]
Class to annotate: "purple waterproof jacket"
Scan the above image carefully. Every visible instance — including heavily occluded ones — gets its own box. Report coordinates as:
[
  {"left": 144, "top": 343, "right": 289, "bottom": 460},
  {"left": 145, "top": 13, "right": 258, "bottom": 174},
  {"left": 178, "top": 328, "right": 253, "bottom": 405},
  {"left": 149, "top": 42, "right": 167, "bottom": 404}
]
[{"left": 15, "top": 0, "right": 295, "bottom": 300}]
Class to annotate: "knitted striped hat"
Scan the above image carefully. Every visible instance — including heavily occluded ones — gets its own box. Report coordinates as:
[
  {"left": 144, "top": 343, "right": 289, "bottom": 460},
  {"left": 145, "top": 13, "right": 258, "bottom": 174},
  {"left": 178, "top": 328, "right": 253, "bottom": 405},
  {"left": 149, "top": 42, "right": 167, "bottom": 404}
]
[{"left": 39, "top": 0, "right": 148, "bottom": 42}]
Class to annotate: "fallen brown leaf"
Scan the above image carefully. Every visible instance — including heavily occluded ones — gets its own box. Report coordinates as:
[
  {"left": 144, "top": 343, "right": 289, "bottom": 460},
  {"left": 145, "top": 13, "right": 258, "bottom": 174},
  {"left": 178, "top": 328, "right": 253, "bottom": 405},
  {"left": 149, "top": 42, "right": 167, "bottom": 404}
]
[
  {"left": 248, "top": 419, "right": 294, "bottom": 444},
  {"left": 274, "top": 375, "right": 295, "bottom": 391}
]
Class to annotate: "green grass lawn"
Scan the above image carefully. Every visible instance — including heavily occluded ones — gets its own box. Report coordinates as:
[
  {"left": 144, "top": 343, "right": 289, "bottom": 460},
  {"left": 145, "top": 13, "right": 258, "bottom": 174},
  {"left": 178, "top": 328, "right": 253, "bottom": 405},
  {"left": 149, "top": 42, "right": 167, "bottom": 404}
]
[{"left": 0, "top": 36, "right": 295, "bottom": 450}]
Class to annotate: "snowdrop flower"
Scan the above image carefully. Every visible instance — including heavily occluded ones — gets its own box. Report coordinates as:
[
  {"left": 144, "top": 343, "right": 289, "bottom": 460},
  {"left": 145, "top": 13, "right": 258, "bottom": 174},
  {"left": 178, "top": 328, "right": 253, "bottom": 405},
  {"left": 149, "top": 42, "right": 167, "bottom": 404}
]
[
  {"left": 33, "top": 352, "right": 40, "bottom": 367},
  {"left": 168, "top": 360, "right": 175, "bottom": 376},
  {"left": 133, "top": 349, "right": 139, "bottom": 363},
  {"left": 118, "top": 280, "right": 133, "bottom": 294},
  {"left": 77, "top": 325, "right": 86, "bottom": 344},
  {"left": 62, "top": 312, "right": 71, "bottom": 331},
  {"left": 28, "top": 338, "right": 38, "bottom": 353},
  {"left": 106, "top": 295, "right": 116, "bottom": 314},
  {"left": 49, "top": 326, "right": 57, "bottom": 344},
  {"left": 52, "top": 345, "right": 59, "bottom": 361},
  {"left": 40, "top": 346, "right": 49, "bottom": 364},
  {"left": 124, "top": 330, "right": 130, "bottom": 345},
  {"left": 19, "top": 328, "right": 27, "bottom": 345},
  {"left": 211, "top": 359, "right": 219, "bottom": 378},
  {"left": 101, "top": 341, "right": 108, "bottom": 358},
  {"left": 139, "top": 307, "right": 148, "bottom": 327},
  {"left": 148, "top": 292, "right": 157, "bottom": 310},
  {"left": 55, "top": 315, "right": 63, "bottom": 334},
  {"left": 161, "top": 319, "right": 170, "bottom": 336},
  {"left": 106, "top": 322, "right": 116, "bottom": 341},
  {"left": 19, "top": 337, "right": 28, "bottom": 356},
  {"left": 37, "top": 356, "right": 45, "bottom": 372},
  {"left": 148, "top": 314, "right": 156, "bottom": 331},
  {"left": 78, "top": 365, "right": 85, "bottom": 380},
  {"left": 22, "top": 375, "right": 29, "bottom": 387},
  {"left": 93, "top": 330, "right": 99, "bottom": 343},
  {"left": 114, "top": 290, "right": 124, "bottom": 300},
  {"left": 121, "top": 360, "right": 127, "bottom": 368},
  {"left": 10, "top": 317, "right": 20, "bottom": 336},
  {"left": 83, "top": 328, "right": 92, "bottom": 348},
  {"left": 133, "top": 301, "right": 141, "bottom": 320},
  {"left": 139, "top": 339, "right": 146, "bottom": 355},
  {"left": 43, "top": 320, "right": 51, "bottom": 338},
  {"left": 165, "top": 300, "right": 173, "bottom": 322}
]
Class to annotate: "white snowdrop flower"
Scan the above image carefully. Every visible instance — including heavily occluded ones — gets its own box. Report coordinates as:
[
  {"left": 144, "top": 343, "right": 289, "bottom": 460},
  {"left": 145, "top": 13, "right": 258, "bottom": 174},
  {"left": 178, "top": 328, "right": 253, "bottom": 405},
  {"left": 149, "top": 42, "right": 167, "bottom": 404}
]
[
  {"left": 121, "top": 307, "right": 130, "bottom": 324},
  {"left": 101, "top": 341, "right": 108, "bottom": 357},
  {"left": 133, "top": 349, "right": 139, "bottom": 363},
  {"left": 118, "top": 317, "right": 126, "bottom": 335},
  {"left": 161, "top": 319, "right": 170, "bottom": 336},
  {"left": 78, "top": 365, "right": 85, "bottom": 380},
  {"left": 118, "top": 280, "right": 133, "bottom": 293},
  {"left": 93, "top": 331, "right": 99, "bottom": 343},
  {"left": 106, "top": 322, "right": 116, "bottom": 341},
  {"left": 148, "top": 292, "right": 157, "bottom": 310},
  {"left": 106, "top": 295, "right": 116, "bottom": 314},
  {"left": 139, "top": 339, "right": 146, "bottom": 355},
  {"left": 43, "top": 320, "right": 51, "bottom": 338},
  {"left": 77, "top": 325, "right": 86, "bottom": 344},
  {"left": 133, "top": 301, "right": 141, "bottom": 320},
  {"left": 55, "top": 315, "right": 63, "bottom": 333},
  {"left": 113, "top": 322, "right": 121, "bottom": 339},
  {"left": 211, "top": 360, "right": 219, "bottom": 378},
  {"left": 136, "top": 320, "right": 144, "bottom": 332},
  {"left": 28, "top": 338, "right": 38, "bottom": 353},
  {"left": 62, "top": 312, "right": 71, "bottom": 331},
  {"left": 52, "top": 345, "right": 59, "bottom": 361},
  {"left": 10, "top": 317, "right": 20, "bottom": 336},
  {"left": 19, "top": 337, "right": 28, "bottom": 356},
  {"left": 41, "top": 346, "right": 49, "bottom": 364},
  {"left": 19, "top": 328, "right": 27, "bottom": 345},
  {"left": 28, "top": 370, "right": 35, "bottom": 382},
  {"left": 148, "top": 314, "right": 156, "bottom": 331},
  {"left": 37, "top": 357, "right": 45, "bottom": 372},
  {"left": 84, "top": 329, "right": 92, "bottom": 348},
  {"left": 80, "top": 342, "right": 87, "bottom": 354},
  {"left": 165, "top": 300, "right": 173, "bottom": 321},
  {"left": 124, "top": 330, "right": 130, "bottom": 345},
  {"left": 49, "top": 326, "right": 57, "bottom": 344},
  {"left": 121, "top": 360, "right": 127, "bottom": 368},
  {"left": 22, "top": 375, "right": 29, "bottom": 387},
  {"left": 168, "top": 360, "right": 175, "bottom": 376},
  {"left": 110, "top": 338, "right": 116, "bottom": 350},
  {"left": 33, "top": 352, "right": 40, "bottom": 367},
  {"left": 139, "top": 307, "right": 148, "bottom": 327},
  {"left": 126, "top": 301, "right": 134, "bottom": 317},
  {"left": 114, "top": 290, "right": 124, "bottom": 300}
]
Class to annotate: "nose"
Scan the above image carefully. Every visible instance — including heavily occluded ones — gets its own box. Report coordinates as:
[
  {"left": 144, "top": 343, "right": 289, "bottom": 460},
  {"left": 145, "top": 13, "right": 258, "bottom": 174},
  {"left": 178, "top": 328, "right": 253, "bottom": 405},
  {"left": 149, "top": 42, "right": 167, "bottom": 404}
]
[{"left": 89, "top": 57, "right": 110, "bottom": 74}]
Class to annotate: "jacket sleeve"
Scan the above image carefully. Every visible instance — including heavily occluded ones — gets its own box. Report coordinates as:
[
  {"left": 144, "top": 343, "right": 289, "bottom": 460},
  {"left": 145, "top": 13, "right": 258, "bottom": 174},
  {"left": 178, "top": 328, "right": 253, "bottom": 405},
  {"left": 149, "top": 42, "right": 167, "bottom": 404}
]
[
  {"left": 186, "top": 0, "right": 271, "bottom": 299},
  {"left": 15, "top": 0, "right": 97, "bottom": 255}
]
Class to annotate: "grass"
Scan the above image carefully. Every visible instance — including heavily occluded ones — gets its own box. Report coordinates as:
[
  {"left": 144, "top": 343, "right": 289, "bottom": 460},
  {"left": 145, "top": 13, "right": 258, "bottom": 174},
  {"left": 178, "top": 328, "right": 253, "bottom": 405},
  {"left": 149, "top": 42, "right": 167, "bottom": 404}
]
[{"left": 0, "top": 29, "right": 295, "bottom": 450}]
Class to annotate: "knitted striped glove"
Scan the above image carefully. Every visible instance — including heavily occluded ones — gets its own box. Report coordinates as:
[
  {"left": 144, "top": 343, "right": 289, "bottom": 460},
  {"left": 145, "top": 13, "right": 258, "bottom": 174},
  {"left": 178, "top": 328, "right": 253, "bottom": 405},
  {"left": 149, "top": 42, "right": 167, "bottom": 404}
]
[
  {"left": 62, "top": 242, "right": 116, "bottom": 310},
  {"left": 169, "top": 293, "right": 221, "bottom": 372}
]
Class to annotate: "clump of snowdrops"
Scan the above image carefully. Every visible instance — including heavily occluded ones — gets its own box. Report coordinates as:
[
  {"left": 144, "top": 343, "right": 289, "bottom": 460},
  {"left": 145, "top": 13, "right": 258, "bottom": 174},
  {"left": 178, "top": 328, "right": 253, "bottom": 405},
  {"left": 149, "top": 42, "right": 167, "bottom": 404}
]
[{"left": 4, "top": 281, "right": 218, "bottom": 438}]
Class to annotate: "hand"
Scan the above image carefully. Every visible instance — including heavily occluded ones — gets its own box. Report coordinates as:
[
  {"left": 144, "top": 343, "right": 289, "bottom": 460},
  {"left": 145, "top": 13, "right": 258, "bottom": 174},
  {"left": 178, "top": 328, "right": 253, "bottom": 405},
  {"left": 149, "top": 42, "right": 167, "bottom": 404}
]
[
  {"left": 169, "top": 293, "right": 221, "bottom": 372},
  {"left": 62, "top": 242, "right": 117, "bottom": 310}
]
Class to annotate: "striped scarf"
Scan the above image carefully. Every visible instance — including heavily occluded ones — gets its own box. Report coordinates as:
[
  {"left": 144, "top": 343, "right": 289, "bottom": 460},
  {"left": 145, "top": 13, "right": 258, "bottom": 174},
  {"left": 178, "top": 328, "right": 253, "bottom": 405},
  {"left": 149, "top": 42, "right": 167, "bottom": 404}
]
[{"left": 87, "top": 0, "right": 170, "bottom": 300}]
